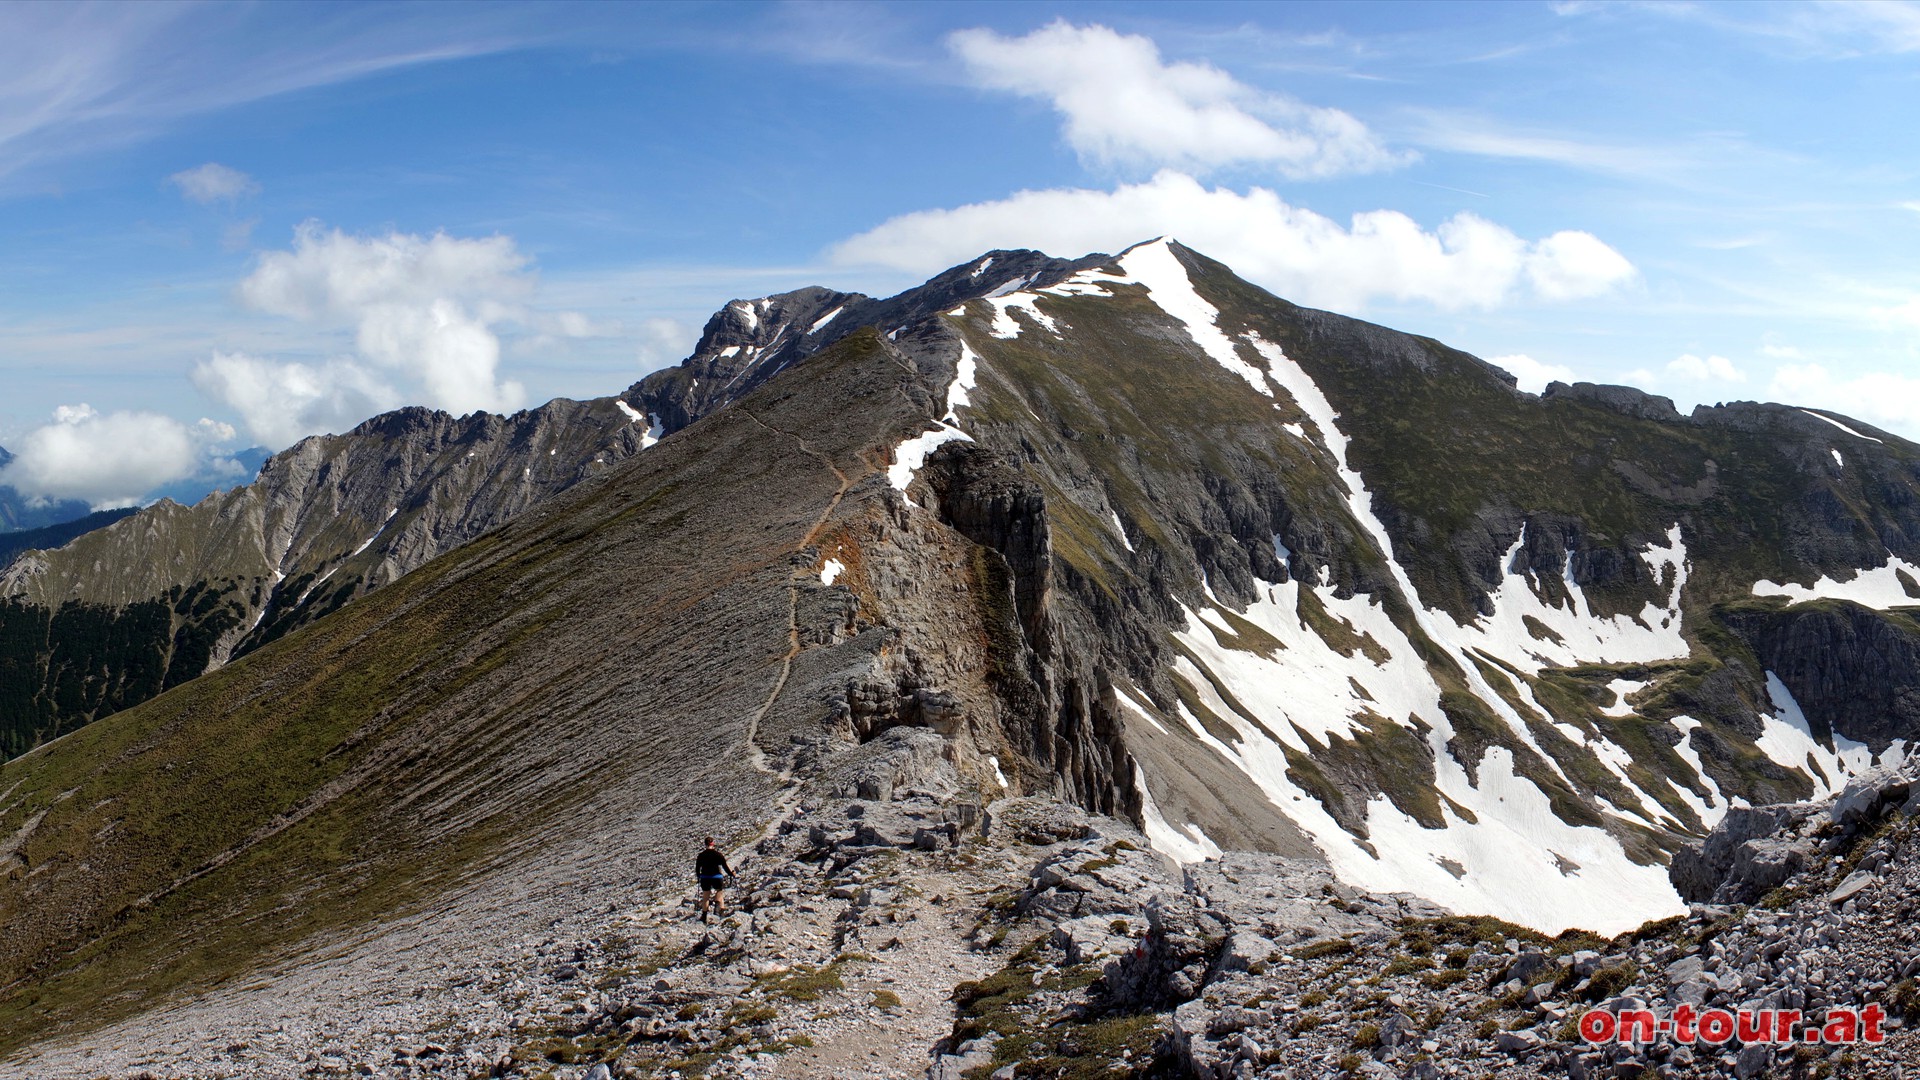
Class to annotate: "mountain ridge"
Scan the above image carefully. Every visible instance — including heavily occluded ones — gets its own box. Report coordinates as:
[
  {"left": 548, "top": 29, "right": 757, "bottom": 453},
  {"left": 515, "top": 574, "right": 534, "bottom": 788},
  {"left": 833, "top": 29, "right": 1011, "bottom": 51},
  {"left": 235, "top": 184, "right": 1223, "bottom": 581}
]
[{"left": 4, "top": 238, "right": 1920, "bottom": 1075}]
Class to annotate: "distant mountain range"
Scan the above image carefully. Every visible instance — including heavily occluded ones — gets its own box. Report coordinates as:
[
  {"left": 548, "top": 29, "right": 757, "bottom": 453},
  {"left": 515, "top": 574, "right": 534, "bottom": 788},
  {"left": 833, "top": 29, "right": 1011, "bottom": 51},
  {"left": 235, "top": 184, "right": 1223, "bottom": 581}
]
[
  {"left": 4, "top": 239, "right": 1919, "bottom": 1067},
  {"left": 0, "top": 444, "right": 272, "bottom": 536},
  {"left": 0, "top": 446, "right": 93, "bottom": 534}
]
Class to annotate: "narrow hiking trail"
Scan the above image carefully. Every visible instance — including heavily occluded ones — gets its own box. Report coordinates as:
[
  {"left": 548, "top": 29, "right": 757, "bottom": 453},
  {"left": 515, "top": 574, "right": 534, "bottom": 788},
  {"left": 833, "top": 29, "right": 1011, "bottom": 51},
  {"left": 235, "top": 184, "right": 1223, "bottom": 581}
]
[
  {"left": 527, "top": 791, "right": 1073, "bottom": 1080},
  {"left": 735, "top": 408, "right": 857, "bottom": 788}
]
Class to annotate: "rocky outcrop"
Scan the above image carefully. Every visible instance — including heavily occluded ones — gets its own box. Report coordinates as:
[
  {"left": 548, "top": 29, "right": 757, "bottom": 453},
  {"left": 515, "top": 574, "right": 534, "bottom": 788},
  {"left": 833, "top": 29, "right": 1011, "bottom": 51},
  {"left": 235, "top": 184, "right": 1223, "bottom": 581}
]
[
  {"left": 1672, "top": 765, "right": 1919, "bottom": 905},
  {"left": 1724, "top": 601, "right": 1920, "bottom": 750},
  {"left": 1667, "top": 804, "right": 1818, "bottom": 905},
  {"left": 919, "top": 440, "right": 1142, "bottom": 820},
  {"left": 1543, "top": 380, "right": 1684, "bottom": 422}
]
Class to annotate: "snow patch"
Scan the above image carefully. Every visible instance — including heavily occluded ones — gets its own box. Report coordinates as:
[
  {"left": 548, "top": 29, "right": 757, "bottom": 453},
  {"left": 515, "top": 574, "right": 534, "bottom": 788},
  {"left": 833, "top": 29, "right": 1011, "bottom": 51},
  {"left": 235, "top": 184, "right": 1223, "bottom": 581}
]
[
  {"left": 968, "top": 262, "right": 1137, "bottom": 340},
  {"left": 1756, "top": 673, "right": 1872, "bottom": 795},
  {"left": 1162, "top": 328, "right": 1696, "bottom": 932},
  {"left": 1119, "top": 240, "right": 1270, "bottom": 396},
  {"left": 719, "top": 345, "right": 741, "bottom": 359},
  {"left": 985, "top": 274, "right": 1033, "bottom": 298},
  {"left": 820, "top": 558, "right": 844, "bottom": 586},
  {"left": 1282, "top": 422, "right": 1306, "bottom": 439},
  {"left": 1109, "top": 511, "right": 1133, "bottom": 553},
  {"left": 1171, "top": 581, "right": 1433, "bottom": 747},
  {"left": 349, "top": 508, "right": 398, "bottom": 558},
  {"left": 886, "top": 426, "right": 970, "bottom": 504},
  {"left": 641, "top": 414, "right": 662, "bottom": 449},
  {"left": 808, "top": 306, "right": 844, "bottom": 334},
  {"left": 989, "top": 754, "right": 1008, "bottom": 789},
  {"left": 1135, "top": 764, "right": 1222, "bottom": 863},
  {"left": 886, "top": 338, "right": 983, "bottom": 503},
  {"left": 985, "top": 294, "right": 1061, "bottom": 339},
  {"left": 1665, "top": 717, "right": 1728, "bottom": 828},
  {"left": 1800, "top": 409, "right": 1882, "bottom": 443},
  {"left": 1599, "top": 679, "right": 1648, "bottom": 718},
  {"left": 1453, "top": 525, "right": 1690, "bottom": 675},
  {"left": 615, "top": 400, "right": 645, "bottom": 424},
  {"left": 1114, "top": 687, "right": 1167, "bottom": 734},
  {"left": 970, "top": 256, "right": 994, "bottom": 279},
  {"left": 1831, "top": 448, "right": 1844, "bottom": 469},
  {"left": 1247, "top": 329, "right": 1578, "bottom": 780},
  {"left": 1752, "top": 552, "right": 1920, "bottom": 609},
  {"left": 1040, "top": 267, "right": 1135, "bottom": 297},
  {"left": 731, "top": 302, "right": 758, "bottom": 332},
  {"left": 1149, "top": 651, "right": 1679, "bottom": 933},
  {"left": 945, "top": 343, "right": 979, "bottom": 424},
  {"left": 1337, "top": 750, "right": 1684, "bottom": 936}
]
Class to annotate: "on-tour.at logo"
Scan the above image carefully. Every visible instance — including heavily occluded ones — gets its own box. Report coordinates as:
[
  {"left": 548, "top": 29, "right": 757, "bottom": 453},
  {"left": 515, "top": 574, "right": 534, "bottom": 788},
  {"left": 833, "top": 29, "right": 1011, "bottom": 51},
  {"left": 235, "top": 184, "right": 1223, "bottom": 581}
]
[{"left": 1578, "top": 1004, "right": 1887, "bottom": 1047}]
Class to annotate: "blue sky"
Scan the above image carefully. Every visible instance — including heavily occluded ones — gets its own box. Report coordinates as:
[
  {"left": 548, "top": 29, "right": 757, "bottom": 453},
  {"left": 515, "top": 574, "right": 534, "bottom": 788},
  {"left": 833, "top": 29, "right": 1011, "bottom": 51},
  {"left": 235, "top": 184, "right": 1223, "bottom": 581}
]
[{"left": 3, "top": 0, "right": 1919, "bottom": 507}]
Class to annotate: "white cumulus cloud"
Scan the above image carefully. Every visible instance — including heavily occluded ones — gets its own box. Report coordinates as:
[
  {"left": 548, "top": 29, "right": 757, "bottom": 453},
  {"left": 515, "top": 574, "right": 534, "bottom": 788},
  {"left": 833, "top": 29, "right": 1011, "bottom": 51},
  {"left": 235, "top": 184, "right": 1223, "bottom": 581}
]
[
  {"left": 1624, "top": 353, "right": 1749, "bottom": 415},
  {"left": 950, "top": 21, "right": 1409, "bottom": 179},
  {"left": 197, "top": 223, "right": 552, "bottom": 446},
  {"left": 168, "top": 161, "right": 259, "bottom": 203},
  {"left": 1665, "top": 353, "right": 1747, "bottom": 382},
  {"left": 191, "top": 352, "right": 397, "bottom": 448},
  {"left": 830, "top": 170, "right": 1636, "bottom": 312},
  {"left": 1524, "top": 231, "right": 1638, "bottom": 301},
  {"left": 1490, "top": 354, "right": 1577, "bottom": 394},
  {"left": 0, "top": 404, "right": 232, "bottom": 509}
]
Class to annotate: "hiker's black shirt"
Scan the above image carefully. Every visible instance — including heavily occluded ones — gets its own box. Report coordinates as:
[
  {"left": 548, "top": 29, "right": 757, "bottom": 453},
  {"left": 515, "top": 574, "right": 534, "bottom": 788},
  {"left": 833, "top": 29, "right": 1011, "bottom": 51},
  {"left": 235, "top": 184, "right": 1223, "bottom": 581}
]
[{"left": 695, "top": 849, "right": 730, "bottom": 882}]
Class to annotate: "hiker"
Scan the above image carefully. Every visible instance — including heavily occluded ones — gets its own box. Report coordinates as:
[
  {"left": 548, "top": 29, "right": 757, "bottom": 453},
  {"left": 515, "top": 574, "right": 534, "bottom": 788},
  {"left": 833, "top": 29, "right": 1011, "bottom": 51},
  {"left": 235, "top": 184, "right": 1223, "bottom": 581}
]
[{"left": 695, "top": 837, "right": 734, "bottom": 922}]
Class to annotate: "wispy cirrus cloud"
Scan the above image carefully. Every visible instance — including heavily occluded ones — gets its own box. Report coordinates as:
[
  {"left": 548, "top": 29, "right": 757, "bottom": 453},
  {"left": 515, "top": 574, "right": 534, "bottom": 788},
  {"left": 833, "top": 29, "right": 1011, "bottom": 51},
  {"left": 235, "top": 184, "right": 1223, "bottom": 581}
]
[
  {"left": 0, "top": 4, "right": 547, "bottom": 190},
  {"left": 1405, "top": 108, "right": 1708, "bottom": 181},
  {"left": 168, "top": 162, "right": 259, "bottom": 204},
  {"left": 1560, "top": 0, "right": 1920, "bottom": 57}
]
